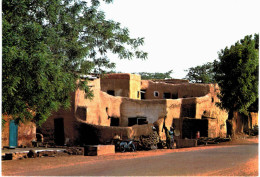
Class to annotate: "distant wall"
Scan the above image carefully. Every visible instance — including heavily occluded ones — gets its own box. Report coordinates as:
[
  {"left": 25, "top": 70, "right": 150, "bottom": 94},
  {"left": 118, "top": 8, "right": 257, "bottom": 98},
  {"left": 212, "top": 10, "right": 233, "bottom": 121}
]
[
  {"left": 232, "top": 111, "right": 259, "bottom": 135},
  {"left": 101, "top": 73, "right": 141, "bottom": 99},
  {"left": 129, "top": 74, "right": 141, "bottom": 99},
  {"left": 141, "top": 80, "right": 210, "bottom": 99},
  {"left": 2, "top": 115, "right": 36, "bottom": 148},
  {"left": 151, "top": 79, "right": 189, "bottom": 84},
  {"left": 251, "top": 112, "right": 258, "bottom": 127}
]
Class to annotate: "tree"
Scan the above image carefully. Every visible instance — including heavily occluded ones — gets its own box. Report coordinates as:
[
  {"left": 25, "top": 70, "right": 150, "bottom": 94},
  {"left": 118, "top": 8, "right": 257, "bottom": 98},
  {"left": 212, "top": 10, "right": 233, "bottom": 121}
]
[
  {"left": 184, "top": 62, "right": 215, "bottom": 83},
  {"left": 213, "top": 34, "right": 259, "bottom": 136},
  {"left": 136, "top": 70, "right": 173, "bottom": 80},
  {"left": 2, "top": 0, "right": 147, "bottom": 125}
]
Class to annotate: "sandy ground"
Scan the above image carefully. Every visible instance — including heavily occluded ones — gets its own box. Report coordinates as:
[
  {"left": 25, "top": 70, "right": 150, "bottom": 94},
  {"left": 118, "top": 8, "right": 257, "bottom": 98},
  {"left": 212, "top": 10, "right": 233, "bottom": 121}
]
[{"left": 2, "top": 136, "right": 258, "bottom": 176}]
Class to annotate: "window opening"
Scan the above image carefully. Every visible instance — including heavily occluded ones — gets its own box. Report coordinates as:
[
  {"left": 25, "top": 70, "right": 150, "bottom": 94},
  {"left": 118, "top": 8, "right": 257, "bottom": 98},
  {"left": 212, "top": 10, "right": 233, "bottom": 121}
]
[
  {"left": 128, "top": 117, "right": 147, "bottom": 126},
  {"left": 141, "top": 90, "right": 146, "bottom": 99},
  {"left": 163, "top": 92, "right": 171, "bottom": 99},
  {"left": 107, "top": 90, "right": 115, "bottom": 96}
]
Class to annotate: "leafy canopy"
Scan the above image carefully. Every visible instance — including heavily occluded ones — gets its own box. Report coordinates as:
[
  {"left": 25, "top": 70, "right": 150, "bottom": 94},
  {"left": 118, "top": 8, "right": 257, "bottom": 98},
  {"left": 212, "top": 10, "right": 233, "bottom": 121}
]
[
  {"left": 136, "top": 70, "right": 173, "bottom": 80},
  {"left": 213, "top": 34, "right": 259, "bottom": 115},
  {"left": 184, "top": 62, "right": 215, "bottom": 83},
  {"left": 2, "top": 0, "right": 147, "bottom": 125}
]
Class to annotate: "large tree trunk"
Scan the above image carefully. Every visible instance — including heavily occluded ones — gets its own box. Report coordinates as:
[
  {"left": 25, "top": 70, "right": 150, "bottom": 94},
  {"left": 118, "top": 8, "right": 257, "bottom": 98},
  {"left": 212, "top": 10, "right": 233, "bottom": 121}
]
[
  {"left": 248, "top": 113, "right": 252, "bottom": 136},
  {"left": 226, "top": 110, "right": 235, "bottom": 138}
]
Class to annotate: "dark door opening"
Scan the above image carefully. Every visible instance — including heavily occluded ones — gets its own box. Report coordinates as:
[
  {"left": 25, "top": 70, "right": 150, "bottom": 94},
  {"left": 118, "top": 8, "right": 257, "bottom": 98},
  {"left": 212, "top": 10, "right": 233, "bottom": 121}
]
[
  {"left": 9, "top": 120, "right": 18, "bottom": 148},
  {"left": 54, "top": 118, "right": 65, "bottom": 146},
  {"left": 107, "top": 90, "right": 115, "bottom": 96},
  {"left": 110, "top": 117, "right": 120, "bottom": 126},
  {"left": 182, "top": 118, "right": 208, "bottom": 139}
]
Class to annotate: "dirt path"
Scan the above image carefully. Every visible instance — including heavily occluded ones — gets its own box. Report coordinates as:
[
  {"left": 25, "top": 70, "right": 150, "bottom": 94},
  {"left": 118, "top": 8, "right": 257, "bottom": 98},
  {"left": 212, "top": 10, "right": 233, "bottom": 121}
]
[{"left": 2, "top": 136, "right": 258, "bottom": 176}]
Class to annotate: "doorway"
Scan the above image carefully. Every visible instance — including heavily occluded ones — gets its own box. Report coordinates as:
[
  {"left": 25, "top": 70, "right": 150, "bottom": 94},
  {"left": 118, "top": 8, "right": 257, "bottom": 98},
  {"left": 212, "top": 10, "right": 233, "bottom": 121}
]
[
  {"left": 9, "top": 120, "right": 18, "bottom": 148},
  {"left": 54, "top": 118, "right": 65, "bottom": 146}
]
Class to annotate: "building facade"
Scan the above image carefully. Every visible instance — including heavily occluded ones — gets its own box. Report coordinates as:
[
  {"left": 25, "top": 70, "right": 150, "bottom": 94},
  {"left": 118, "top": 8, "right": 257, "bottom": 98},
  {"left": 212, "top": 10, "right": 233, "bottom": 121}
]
[{"left": 38, "top": 73, "right": 230, "bottom": 145}]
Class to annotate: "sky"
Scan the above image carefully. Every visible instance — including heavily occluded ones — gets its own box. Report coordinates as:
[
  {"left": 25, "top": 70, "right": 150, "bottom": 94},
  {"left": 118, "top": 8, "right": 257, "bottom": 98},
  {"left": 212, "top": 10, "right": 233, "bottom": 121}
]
[{"left": 100, "top": 0, "right": 260, "bottom": 79}]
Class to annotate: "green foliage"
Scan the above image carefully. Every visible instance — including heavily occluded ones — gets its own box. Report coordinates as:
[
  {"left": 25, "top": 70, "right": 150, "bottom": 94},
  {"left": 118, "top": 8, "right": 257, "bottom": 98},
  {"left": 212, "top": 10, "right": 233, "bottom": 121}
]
[
  {"left": 184, "top": 62, "right": 215, "bottom": 83},
  {"left": 244, "top": 125, "right": 258, "bottom": 136},
  {"left": 136, "top": 70, "right": 173, "bottom": 80},
  {"left": 2, "top": 0, "right": 147, "bottom": 125},
  {"left": 2, "top": 119, "right": 7, "bottom": 128},
  {"left": 213, "top": 34, "right": 259, "bottom": 115}
]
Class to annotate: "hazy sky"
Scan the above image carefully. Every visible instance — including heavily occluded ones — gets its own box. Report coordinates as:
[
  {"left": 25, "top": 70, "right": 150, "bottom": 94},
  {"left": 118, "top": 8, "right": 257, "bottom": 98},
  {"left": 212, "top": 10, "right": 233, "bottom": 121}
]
[{"left": 100, "top": 0, "right": 260, "bottom": 79}]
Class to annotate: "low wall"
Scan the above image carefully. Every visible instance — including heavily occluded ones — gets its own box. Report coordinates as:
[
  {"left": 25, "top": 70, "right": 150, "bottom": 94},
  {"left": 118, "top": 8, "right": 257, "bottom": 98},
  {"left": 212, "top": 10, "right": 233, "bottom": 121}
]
[
  {"left": 141, "top": 81, "right": 210, "bottom": 99},
  {"left": 76, "top": 122, "right": 155, "bottom": 144},
  {"left": 2, "top": 115, "right": 36, "bottom": 148},
  {"left": 176, "top": 139, "right": 197, "bottom": 148}
]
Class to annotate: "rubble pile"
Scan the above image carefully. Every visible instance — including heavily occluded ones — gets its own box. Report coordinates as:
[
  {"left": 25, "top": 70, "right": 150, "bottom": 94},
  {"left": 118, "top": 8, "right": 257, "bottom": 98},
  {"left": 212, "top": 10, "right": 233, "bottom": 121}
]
[
  {"left": 64, "top": 147, "right": 84, "bottom": 155},
  {"left": 138, "top": 131, "right": 160, "bottom": 150},
  {"left": 197, "top": 137, "right": 231, "bottom": 145}
]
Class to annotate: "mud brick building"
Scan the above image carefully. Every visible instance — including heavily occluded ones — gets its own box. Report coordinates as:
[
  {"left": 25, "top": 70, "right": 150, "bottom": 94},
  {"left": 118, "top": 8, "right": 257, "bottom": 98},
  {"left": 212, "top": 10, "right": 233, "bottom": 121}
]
[
  {"left": 37, "top": 73, "right": 233, "bottom": 146},
  {"left": 3, "top": 73, "right": 257, "bottom": 148}
]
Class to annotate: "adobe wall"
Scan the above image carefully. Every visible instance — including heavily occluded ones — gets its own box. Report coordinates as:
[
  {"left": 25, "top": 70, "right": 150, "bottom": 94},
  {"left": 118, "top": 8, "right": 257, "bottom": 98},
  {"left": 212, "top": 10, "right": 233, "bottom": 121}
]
[
  {"left": 232, "top": 111, "right": 258, "bottom": 135},
  {"left": 208, "top": 118, "right": 219, "bottom": 138},
  {"left": 76, "top": 78, "right": 107, "bottom": 125},
  {"left": 251, "top": 112, "right": 258, "bottom": 127},
  {"left": 141, "top": 80, "right": 210, "bottom": 99},
  {"left": 76, "top": 121, "right": 155, "bottom": 144},
  {"left": 129, "top": 74, "right": 141, "bottom": 99},
  {"left": 38, "top": 76, "right": 230, "bottom": 145},
  {"left": 194, "top": 84, "right": 228, "bottom": 137},
  {"left": 173, "top": 118, "right": 219, "bottom": 139},
  {"left": 2, "top": 115, "right": 36, "bottom": 148},
  {"left": 2, "top": 115, "right": 12, "bottom": 147},
  {"left": 119, "top": 98, "right": 192, "bottom": 138},
  {"left": 39, "top": 78, "right": 125, "bottom": 145},
  {"left": 17, "top": 121, "right": 36, "bottom": 147},
  {"left": 38, "top": 108, "right": 77, "bottom": 145},
  {"left": 119, "top": 83, "right": 228, "bottom": 138},
  {"left": 100, "top": 73, "right": 131, "bottom": 98},
  {"left": 120, "top": 98, "right": 167, "bottom": 127},
  {"left": 166, "top": 98, "right": 199, "bottom": 119},
  {"left": 75, "top": 77, "right": 123, "bottom": 126},
  {"left": 232, "top": 112, "right": 247, "bottom": 134},
  {"left": 152, "top": 79, "right": 189, "bottom": 84}
]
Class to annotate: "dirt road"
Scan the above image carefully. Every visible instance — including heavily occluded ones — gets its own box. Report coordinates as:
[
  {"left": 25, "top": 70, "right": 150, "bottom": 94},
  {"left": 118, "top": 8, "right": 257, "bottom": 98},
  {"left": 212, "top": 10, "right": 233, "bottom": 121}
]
[{"left": 2, "top": 137, "right": 258, "bottom": 176}]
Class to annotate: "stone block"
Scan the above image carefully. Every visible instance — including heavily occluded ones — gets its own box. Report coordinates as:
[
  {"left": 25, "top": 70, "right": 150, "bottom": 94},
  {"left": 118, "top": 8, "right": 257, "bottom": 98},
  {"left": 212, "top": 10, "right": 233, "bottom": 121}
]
[
  {"left": 84, "top": 145, "right": 115, "bottom": 156},
  {"left": 176, "top": 139, "right": 197, "bottom": 148},
  {"left": 4, "top": 153, "right": 13, "bottom": 160}
]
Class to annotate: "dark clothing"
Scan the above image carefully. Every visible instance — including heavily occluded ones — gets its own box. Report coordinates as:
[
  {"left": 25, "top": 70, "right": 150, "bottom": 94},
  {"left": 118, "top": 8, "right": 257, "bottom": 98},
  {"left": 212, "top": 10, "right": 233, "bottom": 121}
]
[{"left": 163, "top": 126, "right": 174, "bottom": 149}]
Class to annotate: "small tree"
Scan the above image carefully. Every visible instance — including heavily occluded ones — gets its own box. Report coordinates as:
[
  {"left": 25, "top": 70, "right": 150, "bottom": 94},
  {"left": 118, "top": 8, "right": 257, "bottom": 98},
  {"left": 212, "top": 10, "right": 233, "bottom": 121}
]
[
  {"left": 2, "top": 0, "right": 147, "bottom": 125},
  {"left": 184, "top": 62, "right": 215, "bottom": 83},
  {"left": 136, "top": 70, "right": 173, "bottom": 80},
  {"left": 213, "top": 34, "right": 259, "bottom": 136}
]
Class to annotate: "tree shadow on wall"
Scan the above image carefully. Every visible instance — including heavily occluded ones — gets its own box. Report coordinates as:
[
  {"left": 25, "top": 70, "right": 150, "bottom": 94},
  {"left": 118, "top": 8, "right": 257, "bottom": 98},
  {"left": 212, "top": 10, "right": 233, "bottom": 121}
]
[
  {"left": 180, "top": 100, "right": 196, "bottom": 118},
  {"left": 75, "top": 122, "right": 99, "bottom": 146}
]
